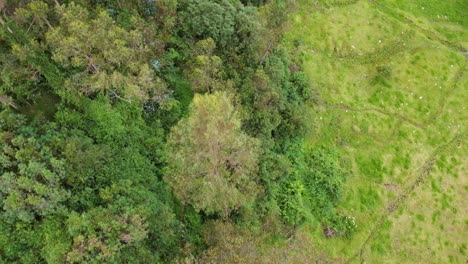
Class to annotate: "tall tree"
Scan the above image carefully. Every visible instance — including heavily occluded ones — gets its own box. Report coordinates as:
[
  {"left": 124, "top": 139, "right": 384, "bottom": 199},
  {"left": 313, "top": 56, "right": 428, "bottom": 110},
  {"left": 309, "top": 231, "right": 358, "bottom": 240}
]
[
  {"left": 0, "top": 111, "right": 68, "bottom": 223},
  {"left": 45, "top": 2, "right": 166, "bottom": 101},
  {"left": 187, "top": 38, "right": 233, "bottom": 94},
  {"left": 165, "top": 92, "right": 260, "bottom": 218}
]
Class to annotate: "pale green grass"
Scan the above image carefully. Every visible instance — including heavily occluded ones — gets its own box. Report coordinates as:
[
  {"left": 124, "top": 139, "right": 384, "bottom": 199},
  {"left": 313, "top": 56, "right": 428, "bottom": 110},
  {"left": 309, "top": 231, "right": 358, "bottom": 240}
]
[{"left": 284, "top": 0, "right": 467, "bottom": 262}]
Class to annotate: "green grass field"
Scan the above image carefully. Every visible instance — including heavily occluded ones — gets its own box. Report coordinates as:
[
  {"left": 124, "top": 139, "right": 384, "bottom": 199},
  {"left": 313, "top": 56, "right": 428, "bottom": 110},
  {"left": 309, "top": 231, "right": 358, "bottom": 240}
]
[{"left": 283, "top": 0, "right": 467, "bottom": 262}]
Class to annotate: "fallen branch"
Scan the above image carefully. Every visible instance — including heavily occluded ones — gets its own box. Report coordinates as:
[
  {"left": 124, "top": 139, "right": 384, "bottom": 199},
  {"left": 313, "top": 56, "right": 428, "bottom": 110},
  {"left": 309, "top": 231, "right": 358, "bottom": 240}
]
[{"left": 0, "top": 95, "right": 18, "bottom": 109}]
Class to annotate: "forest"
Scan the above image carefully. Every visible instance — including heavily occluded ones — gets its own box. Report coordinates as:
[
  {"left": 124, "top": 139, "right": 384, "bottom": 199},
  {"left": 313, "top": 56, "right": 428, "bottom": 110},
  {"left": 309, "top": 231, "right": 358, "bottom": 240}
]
[{"left": 0, "top": 0, "right": 466, "bottom": 263}]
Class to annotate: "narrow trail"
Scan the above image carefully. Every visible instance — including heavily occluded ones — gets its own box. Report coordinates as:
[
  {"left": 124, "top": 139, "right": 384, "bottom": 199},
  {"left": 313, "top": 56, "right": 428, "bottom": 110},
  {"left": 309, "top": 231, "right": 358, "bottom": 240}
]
[
  {"left": 335, "top": 31, "right": 414, "bottom": 65},
  {"left": 426, "top": 61, "right": 466, "bottom": 125},
  {"left": 319, "top": 0, "right": 359, "bottom": 8},
  {"left": 373, "top": 2, "right": 466, "bottom": 54},
  {"left": 325, "top": 102, "right": 426, "bottom": 129},
  {"left": 346, "top": 130, "right": 466, "bottom": 263}
]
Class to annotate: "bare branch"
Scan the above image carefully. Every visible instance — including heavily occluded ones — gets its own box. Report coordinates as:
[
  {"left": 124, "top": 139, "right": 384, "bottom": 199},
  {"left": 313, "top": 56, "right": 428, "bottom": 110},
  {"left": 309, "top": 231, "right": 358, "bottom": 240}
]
[
  {"left": 110, "top": 89, "right": 132, "bottom": 104},
  {"left": 0, "top": 95, "right": 18, "bottom": 109}
]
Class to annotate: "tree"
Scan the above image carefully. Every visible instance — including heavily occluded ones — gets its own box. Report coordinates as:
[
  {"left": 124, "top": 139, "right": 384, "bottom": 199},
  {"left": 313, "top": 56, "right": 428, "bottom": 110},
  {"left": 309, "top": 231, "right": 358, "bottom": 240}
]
[
  {"left": 187, "top": 38, "right": 233, "bottom": 94},
  {"left": 66, "top": 207, "right": 150, "bottom": 263},
  {"left": 180, "top": 0, "right": 236, "bottom": 47},
  {"left": 240, "top": 67, "right": 282, "bottom": 140},
  {"left": 179, "top": 0, "right": 258, "bottom": 49},
  {"left": 165, "top": 92, "right": 260, "bottom": 218},
  {"left": 0, "top": 99, "right": 180, "bottom": 262},
  {"left": 200, "top": 220, "right": 262, "bottom": 263},
  {"left": 0, "top": 1, "right": 50, "bottom": 101},
  {"left": 0, "top": 111, "right": 69, "bottom": 223},
  {"left": 45, "top": 2, "right": 166, "bottom": 101}
]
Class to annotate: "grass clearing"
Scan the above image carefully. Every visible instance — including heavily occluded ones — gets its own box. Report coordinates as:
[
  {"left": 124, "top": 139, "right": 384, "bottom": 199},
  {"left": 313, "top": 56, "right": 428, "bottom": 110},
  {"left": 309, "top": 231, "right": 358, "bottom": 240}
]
[{"left": 284, "top": 0, "right": 467, "bottom": 262}]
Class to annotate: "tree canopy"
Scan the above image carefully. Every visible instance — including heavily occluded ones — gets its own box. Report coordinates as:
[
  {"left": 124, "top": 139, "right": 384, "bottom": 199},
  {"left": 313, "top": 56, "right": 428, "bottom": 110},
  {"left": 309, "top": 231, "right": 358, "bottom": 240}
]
[
  {"left": 0, "top": 0, "right": 355, "bottom": 262},
  {"left": 165, "top": 92, "right": 260, "bottom": 218}
]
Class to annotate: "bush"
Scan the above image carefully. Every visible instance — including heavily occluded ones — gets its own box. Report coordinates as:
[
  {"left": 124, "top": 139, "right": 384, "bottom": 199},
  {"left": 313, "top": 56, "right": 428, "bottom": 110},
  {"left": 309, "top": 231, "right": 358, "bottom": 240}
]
[
  {"left": 273, "top": 145, "right": 352, "bottom": 232},
  {"left": 328, "top": 214, "right": 358, "bottom": 238}
]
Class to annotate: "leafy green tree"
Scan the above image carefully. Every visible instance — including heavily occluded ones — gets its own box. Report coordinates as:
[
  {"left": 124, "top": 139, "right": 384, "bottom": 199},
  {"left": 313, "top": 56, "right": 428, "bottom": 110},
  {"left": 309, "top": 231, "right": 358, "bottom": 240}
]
[
  {"left": 0, "top": 111, "right": 69, "bottom": 223},
  {"left": 302, "top": 147, "right": 347, "bottom": 217},
  {"left": 179, "top": 0, "right": 258, "bottom": 49},
  {"left": 165, "top": 92, "right": 260, "bottom": 218},
  {"left": 273, "top": 145, "right": 352, "bottom": 234},
  {"left": 240, "top": 68, "right": 282, "bottom": 140},
  {"left": 0, "top": 1, "right": 51, "bottom": 101},
  {"left": 0, "top": 98, "right": 181, "bottom": 262},
  {"left": 61, "top": 97, "right": 181, "bottom": 258},
  {"left": 240, "top": 49, "right": 310, "bottom": 149},
  {"left": 180, "top": 0, "right": 236, "bottom": 47},
  {"left": 66, "top": 207, "right": 150, "bottom": 263},
  {"left": 0, "top": 111, "right": 70, "bottom": 262},
  {"left": 0, "top": 48, "right": 39, "bottom": 101},
  {"left": 187, "top": 38, "right": 234, "bottom": 94},
  {"left": 12, "top": 1, "right": 53, "bottom": 34},
  {"left": 276, "top": 174, "right": 307, "bottom": 226},
  {"left": 45, "top": 2, "right": 166, "bottom": 101},
  {"left": 145, "top": 0, "right": 178, "bottom": 35},
  {"left": 200, "top": 220, "right": 262, "bottom": 263}
]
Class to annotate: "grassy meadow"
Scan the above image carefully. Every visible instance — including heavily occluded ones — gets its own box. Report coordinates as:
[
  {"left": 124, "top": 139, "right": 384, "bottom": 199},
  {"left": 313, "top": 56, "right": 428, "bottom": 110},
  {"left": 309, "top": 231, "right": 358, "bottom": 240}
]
[{"left": 283, "top": 0, "right": 467, "bottom": 262}]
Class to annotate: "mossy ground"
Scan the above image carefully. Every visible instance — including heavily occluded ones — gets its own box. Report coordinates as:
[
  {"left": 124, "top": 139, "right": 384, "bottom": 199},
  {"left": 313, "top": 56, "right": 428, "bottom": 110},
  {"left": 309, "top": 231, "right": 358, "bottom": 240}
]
[{"left": 283, "top": 0, "right": 467, "bottom": 262}]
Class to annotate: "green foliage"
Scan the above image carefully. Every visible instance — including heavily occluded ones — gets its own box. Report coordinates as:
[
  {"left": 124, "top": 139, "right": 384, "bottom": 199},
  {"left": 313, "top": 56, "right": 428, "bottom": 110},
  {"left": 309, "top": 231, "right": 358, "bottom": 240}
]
[
  {"left": 179, "top": 0, "right": 258, "bottom": 49},
  {"left": 200, "top": 220, "right": 262, "bottom": 263},
  {"left": 165, "top": 92, "right": 260, "bottom": 218},
  {"left": 327, "top": 214, "right": 358, "bottom": 238},
  {"left": 0, "top": 99, "right": 180, "bottom": 261},
  {"left": 45, "top": 2, "right": 166, "bottom": 100},
  {"left": 0, "top": 112, "right": 69, "bottom": 262},
  {"left": 40, "top": 216, "right": 71, "bottom": 263},
  {"left": 12, "top": 1, "right": 52, "bottom": 36},
  {"left": 276, "top": 174, "right": 307, "bottom": 225},
  {"left": 187, "top": 38, "right": 233, "bottom": 94},
  {"left": 0, "top": 111, "right": 68, "bottom": 223},
  {"left": 271, "top": 144, "right": 355, "bottom": 237},
  {"left": 240, "top": 49, "right": 311, "bottom": 146},
  {"left": 0, "top": 219, "right": 49, "bottom": 262},
  {"left": 0, "top": 45, "right": 39, "bottom": 100},
  {"left": 302, "top": 148, "right": 347, "bottom": 215},
  {"left": 66, "top": 207, "right": 150, "bottom": 263}
]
